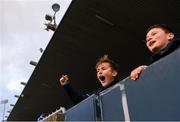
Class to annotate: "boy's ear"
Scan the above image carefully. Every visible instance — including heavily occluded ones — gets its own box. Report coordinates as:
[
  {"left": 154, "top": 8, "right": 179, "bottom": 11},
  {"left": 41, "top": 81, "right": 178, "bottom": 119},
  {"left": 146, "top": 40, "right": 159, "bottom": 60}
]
[
  {"left": 112, "top": 70, "right": 118, "bottom": 77},
  {"left": 167, "top": 33, "right": 174, "bottom": 41}
]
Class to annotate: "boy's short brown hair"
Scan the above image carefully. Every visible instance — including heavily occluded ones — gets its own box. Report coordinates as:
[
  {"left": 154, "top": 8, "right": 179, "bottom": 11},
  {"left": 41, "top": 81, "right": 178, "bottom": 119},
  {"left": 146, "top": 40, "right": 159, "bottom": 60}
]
[
  {"left": 96, "top": 54, "right": 119, "bottom": 73},
  {"left": 146, "top": 24, "right": 174, "bottom": 35}
]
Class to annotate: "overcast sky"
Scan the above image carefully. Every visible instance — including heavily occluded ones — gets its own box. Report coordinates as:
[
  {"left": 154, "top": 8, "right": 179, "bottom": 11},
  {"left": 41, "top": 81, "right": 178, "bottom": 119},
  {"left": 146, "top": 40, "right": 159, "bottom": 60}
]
[{"left": 0, "top": 0, "right": 72, "bottom": 120}]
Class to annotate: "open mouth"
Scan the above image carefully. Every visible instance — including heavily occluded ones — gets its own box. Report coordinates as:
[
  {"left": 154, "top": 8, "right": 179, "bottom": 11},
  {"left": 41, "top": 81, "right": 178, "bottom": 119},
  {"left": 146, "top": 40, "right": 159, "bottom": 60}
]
[
  {"left": 99, "top": 76, "right": 105, "bottom": 81},
  {"left": 149, "top": 40, "right": 156, "bottom": 46}
]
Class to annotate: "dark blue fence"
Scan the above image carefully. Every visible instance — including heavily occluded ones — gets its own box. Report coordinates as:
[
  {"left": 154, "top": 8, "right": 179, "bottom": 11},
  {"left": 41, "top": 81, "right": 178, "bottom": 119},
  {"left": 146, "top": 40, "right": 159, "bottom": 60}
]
[
  {"left": 125, "top": 49, "right": 180, "bottom": 121},
  {"left": 64, "top": 49, "right": 180, "bottom": 121}
]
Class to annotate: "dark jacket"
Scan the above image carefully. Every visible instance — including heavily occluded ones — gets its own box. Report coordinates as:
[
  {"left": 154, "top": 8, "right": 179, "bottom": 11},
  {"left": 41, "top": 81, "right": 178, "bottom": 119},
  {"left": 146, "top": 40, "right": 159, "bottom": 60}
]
[
  {"left": 63, "top": 80, "right": 119, "bottom": 105},
  {"left": 151, "top": 38, "right": 180, "bottom": 62}
]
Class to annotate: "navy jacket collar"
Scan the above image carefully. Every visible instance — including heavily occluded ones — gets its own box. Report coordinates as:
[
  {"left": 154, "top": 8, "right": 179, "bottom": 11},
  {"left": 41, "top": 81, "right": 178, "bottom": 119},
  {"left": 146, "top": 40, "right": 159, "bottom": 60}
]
[{"left": 151, "top": 38, "right": 180, "bottom": 62}]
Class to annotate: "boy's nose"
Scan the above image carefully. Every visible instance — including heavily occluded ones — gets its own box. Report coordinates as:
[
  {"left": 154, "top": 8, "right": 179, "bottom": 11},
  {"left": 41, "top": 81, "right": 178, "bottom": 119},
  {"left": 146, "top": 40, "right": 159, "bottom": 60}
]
[
  {"left": 147, "top": 37, "right": 152, "bottom": 42},
  {"left": 98, "top": 70, "right": 102, "bottom": 74}
]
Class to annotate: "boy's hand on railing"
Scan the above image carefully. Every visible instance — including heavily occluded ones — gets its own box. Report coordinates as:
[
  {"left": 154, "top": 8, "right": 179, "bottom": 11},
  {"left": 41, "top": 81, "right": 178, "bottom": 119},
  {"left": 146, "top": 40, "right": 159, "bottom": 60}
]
[{"left": 130, "top": 65, "right": 147, "bottom": 80}]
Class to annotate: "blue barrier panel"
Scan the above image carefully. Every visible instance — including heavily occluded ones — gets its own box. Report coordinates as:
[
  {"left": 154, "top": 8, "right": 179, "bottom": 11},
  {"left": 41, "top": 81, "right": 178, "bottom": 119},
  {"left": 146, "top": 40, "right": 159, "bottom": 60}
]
[
  {"left": 64, "top": 49, "right": 180, "bottom": 121},
  {"left": 124, "top": 49, "right": 180, "bottom": 121},
  {"left": 100, "top": 84, "right": 124, "bottom": 121},
  {"left": 65, "top": 94, "right": 96, "bottom": 121}
]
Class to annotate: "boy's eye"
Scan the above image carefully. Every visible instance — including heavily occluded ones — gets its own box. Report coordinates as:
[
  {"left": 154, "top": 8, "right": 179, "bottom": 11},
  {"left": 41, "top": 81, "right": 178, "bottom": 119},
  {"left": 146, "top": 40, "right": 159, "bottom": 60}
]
[
  {"left": 102, "top": 67, "right": 106, "bottom": 70},
  {"left": 151, "top": 32, "right": 157, "bottom": 36}
]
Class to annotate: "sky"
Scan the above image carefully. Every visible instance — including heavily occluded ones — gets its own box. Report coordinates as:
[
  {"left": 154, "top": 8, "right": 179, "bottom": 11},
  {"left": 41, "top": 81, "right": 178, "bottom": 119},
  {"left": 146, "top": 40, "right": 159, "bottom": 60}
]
[{"left": 0, "top": 0, "right": 72, "bottom": 120}]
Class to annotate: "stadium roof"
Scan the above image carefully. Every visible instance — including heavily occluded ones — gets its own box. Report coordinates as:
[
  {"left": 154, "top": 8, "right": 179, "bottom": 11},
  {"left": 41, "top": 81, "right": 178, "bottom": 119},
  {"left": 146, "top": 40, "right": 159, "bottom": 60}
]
[{"left": 8, "top": 0, "right": 180, "bottom": 120}]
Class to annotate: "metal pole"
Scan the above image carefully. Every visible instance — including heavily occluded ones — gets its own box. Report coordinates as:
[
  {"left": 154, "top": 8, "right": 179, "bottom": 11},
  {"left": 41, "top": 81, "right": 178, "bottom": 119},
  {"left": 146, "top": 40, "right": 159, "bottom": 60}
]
[
  {"left": 1, "top": 100, "right": 8, "bottom": 122},
  {"left": 2, "top": 103, "right": 6, "bottom": 122}
]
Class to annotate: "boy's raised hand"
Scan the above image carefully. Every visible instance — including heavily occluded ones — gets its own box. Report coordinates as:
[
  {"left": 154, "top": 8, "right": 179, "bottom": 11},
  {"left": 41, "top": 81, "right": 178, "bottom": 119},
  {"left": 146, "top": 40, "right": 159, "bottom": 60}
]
[{"left": 59, "top": 74, "right": 69, "bottom": 86}]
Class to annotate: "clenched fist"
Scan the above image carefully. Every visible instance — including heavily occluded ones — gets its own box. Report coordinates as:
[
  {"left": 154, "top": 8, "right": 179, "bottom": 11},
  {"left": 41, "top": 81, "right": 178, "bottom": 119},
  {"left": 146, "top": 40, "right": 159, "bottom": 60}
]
[{"left": 59, "top": 74, "right": 69, "bottom": 86}]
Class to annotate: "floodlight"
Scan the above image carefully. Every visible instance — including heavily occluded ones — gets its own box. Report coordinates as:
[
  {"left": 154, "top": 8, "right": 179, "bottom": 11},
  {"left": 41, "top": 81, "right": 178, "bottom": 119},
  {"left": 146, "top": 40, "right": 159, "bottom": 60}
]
[
  {"left": 20, "top": 82, "right": 27, "bottom": 86},
  {"left": 30, "top": 60, "right": 37, "bottom": 66},
  {"left": 52, "top": 3, "right": 60, "bottom": 12},
  {"left": 44, "top": 3, "right": 60, "bottom": 31},
  {"left": 10, "top": 104, "right": 15, "bottom": 107},
  {"left": 45, "top": 14, "right": 53, "bottom": 21},
  {"left": 14, "top": 95, "right": 20, "bottom": 98}
]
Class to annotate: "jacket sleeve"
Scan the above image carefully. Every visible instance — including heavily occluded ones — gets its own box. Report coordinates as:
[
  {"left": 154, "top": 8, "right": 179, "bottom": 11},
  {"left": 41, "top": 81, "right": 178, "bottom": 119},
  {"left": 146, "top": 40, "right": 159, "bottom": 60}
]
[{"left": 63, "top": 84, "right": 89, "bottom": 105}]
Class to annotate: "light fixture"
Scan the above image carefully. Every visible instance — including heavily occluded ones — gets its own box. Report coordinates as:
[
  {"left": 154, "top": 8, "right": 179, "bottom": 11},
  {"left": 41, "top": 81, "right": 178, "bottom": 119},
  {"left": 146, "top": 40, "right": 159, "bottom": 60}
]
[
  {"left": 14, "top": 94, "right": 24, "bottom": 98},
  {"left": 45, "top": 14, "right": 53, "bottom": 21},
  {"left": 95, "top": 14, "right": 114, "bottom": 26},
  {"left": 52, "top": 3, "right": 60, "bottom": 12},
  {"left": 44, "top": 3, "right": 60, "bottom": 31},
  {"left": 30, "top": 60, "right": 37, "bottom": 66},
  {"left": 40, "top": 48, "right": 44, "bottom": 53},
  {"left": 20, "top": 82, "right": 27, "bottom": 86},
  {"left": 10, "top": 104, "right": 15, "bottom": 107},
  {"left": 14, "top": 95, "right": 20, "bottom": 98},
  {"left": 7, "top": 110, "right": 11, "bottom": 113}
]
